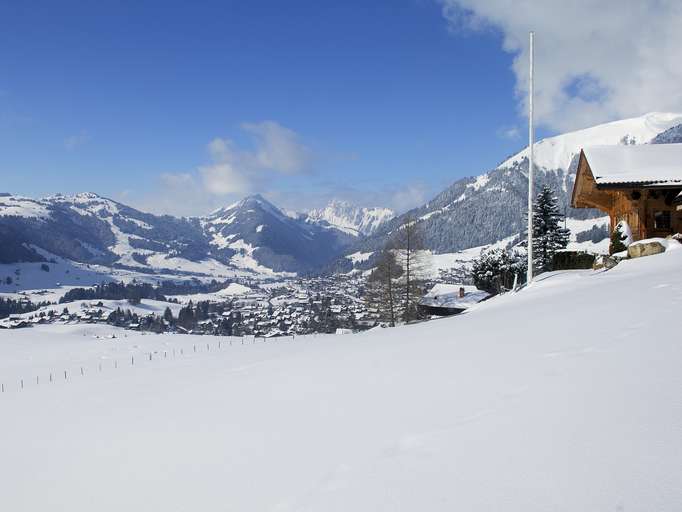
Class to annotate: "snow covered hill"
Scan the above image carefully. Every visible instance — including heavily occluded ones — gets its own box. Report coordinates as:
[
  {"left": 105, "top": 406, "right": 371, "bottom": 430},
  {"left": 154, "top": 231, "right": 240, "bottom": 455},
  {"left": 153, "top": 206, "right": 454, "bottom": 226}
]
[
  {"left": 346, "top": 112, "right": 682, "bottom": 265},
  {"left": 1, "top": 242, "right": 680, "bottom": 510},
  {"left": 0, "top": 193, "right": 357, "bottom": 277},
  {"left": 305, "top": 200, "right": 394, "bottom": 236},
  {"left": 202, "top": 194, "right": 356, "bottom": 274}
]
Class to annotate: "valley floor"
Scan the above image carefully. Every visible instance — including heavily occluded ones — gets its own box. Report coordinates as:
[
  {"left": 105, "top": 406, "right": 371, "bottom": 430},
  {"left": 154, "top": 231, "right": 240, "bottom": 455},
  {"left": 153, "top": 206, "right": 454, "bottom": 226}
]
[{"left": 0, "top": 246, "right": 681, "bottom": 511}]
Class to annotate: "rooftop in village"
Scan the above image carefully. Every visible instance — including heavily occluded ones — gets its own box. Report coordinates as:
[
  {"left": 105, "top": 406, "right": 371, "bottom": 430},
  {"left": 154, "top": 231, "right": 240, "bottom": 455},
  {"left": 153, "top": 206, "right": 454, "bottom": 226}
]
[{"left": 419, "top": 284, "right": 490, "bottom": 313}]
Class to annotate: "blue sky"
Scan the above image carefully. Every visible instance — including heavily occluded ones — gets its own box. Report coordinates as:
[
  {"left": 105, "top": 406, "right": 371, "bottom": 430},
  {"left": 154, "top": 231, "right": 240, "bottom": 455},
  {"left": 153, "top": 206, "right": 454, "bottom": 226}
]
[{"left": 3, "top": 0, "right": 677, "bottom": 215}]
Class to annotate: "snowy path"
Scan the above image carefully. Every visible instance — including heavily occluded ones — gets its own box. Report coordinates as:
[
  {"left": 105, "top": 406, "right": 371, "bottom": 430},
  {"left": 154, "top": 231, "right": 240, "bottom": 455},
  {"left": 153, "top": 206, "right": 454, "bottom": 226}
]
[{"left": 1, "top": 247, "right": 681, "bottom": 510}]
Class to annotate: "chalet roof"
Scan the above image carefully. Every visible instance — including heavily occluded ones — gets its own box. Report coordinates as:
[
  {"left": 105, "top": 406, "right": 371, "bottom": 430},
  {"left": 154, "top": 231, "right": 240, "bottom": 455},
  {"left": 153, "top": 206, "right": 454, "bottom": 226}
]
[
  {"left": 583, "top": 143, "right": 682, "bottom": 186},
  {"left": 419, "top": 284, "right": 490, "bottom": 310}
]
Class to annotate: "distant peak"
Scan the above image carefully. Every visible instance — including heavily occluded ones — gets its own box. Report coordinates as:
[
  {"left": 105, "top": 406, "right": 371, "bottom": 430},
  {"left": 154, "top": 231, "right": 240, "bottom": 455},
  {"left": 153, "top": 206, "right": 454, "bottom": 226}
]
[
  {"left": 242, "top": 193, "right": 268, "bottom": 204},
  {"left": 73, "top": 192, "right": 103, "bottom": 200},
  {"left": 327, "top": 198, "right": 352, "bottom": 208},
  {"left": 238, "top": 194, "right": 281, "bottom": 212}
]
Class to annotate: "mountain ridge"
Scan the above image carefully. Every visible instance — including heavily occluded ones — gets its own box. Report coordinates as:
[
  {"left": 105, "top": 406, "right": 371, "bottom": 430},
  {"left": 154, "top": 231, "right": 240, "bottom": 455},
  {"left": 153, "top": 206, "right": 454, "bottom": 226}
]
[
  {"left": 335, "top": 111, "right": 682, "bottom": 272},
  {"left": 305, "top": 200, "right": 394, "bottom": 236},
  {"left": 3, "top": 112, "right": 681, "bottom": 277}
]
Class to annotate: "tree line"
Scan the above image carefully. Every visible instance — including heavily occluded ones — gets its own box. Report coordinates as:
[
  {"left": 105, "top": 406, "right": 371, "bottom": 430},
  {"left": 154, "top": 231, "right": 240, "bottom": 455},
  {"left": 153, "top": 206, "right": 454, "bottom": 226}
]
[
  {"left": 0, "top": 297, "right": 50, "bottom": 319},
  {"left": 58, "top": 279, "right": 254, "bottom": 305}
]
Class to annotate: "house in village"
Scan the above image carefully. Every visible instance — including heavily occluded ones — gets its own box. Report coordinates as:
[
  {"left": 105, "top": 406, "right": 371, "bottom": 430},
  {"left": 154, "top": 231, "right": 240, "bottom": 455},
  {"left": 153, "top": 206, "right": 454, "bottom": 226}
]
[
  {"left": 419, "top": 284, "right": 491, "bottom": 317},
  {"left": 571, "top": 143, "right": 682, "bottom": 240}
]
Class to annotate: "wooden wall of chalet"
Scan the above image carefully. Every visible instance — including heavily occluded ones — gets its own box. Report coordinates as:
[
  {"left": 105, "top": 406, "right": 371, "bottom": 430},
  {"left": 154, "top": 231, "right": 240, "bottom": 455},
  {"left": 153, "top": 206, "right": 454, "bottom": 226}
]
[
  {"left": 572, "top": 152, "right": 682, "bottom": 240},
  {"left": 571, "top": 155, "right": 613, "bottom": 211},
  {"left": 611, "top": 189, "right": 682, "bottom": 240}
]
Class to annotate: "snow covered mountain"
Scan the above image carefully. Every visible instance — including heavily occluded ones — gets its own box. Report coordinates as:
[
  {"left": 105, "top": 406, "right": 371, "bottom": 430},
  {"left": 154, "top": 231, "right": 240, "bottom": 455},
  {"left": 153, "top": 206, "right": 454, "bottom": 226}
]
[
  {"left": 305, "top": 200, "right": 394, "bottom": 236},
  {"left": 342, "top": 112, "right": 682, "bottom": 268},
  {"left": 0, "top": 192, "right": 354, "bottom": 276},
  {"left": 0, "top": 192, "right": 209, "bottom": 268},
  {"left": 201, "top": 194, "right": 355, "bottom": 274}
]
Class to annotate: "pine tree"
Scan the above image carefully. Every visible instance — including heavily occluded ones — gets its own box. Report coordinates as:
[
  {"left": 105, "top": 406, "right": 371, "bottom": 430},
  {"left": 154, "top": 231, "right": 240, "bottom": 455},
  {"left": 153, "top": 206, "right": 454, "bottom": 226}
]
[
  {"left": 609, "top": 222, "right": 628, "bottom": 255},
  {"left": 163, "top": 306, "right": 174, "bottom": 323},
  {"left": 531, "top": 185, "right": 570, "bottom": 273},
  {"left": 471, "top": 247, "right": 526, "bottom": 294}
]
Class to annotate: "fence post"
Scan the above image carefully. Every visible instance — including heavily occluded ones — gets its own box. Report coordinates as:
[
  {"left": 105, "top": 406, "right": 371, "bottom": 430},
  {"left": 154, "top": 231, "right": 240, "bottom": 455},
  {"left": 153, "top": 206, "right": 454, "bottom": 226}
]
[
  {"left": 20, "top": 379, "right": 23, "bottom": 390},
  {"left": 64, "top": 370, "right": 67, "bottom": 380},
  {"left": 80, "top": 367, "right": 84, "bottom": 376}
]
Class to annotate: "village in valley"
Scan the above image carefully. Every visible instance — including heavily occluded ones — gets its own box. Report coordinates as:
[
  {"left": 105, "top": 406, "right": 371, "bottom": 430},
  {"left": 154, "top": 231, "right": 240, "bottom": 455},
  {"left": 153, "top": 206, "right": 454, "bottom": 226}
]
[
  {"left": 5, "top": 138, "right": 682, "bottom": 337},
  {"left": 0, "top": 265, "right": 488, "bottom": 336}
]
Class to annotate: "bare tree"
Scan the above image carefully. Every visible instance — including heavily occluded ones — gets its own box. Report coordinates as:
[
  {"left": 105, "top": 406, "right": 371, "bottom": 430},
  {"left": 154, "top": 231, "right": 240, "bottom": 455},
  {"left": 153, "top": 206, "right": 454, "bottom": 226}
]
[
  {"left": 391, "top": 215, "right": 428, "bottom": 322},
  {"left": 365, "top": 249, "right": 402, "bottom": 326}
]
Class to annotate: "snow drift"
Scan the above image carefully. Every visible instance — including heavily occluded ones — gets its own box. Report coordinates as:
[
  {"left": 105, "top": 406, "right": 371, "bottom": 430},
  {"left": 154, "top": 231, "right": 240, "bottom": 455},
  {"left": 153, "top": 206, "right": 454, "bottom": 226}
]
[{"left": 0, "top": 243, "right": 681, "bottom": 510}]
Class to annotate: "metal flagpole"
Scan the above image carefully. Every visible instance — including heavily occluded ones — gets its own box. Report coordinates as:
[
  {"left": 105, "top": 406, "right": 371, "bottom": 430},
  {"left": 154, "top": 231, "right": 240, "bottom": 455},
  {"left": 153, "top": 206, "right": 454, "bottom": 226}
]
[{"left": 527, "top": 31, "right": 534, "bottom": 285}]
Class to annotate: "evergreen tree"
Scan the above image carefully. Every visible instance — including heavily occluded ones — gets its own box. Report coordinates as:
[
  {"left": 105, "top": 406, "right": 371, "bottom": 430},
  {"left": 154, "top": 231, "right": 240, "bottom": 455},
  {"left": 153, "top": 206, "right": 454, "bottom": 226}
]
[
  {"left": 163, "top": 306, "right": 174, "bottom": 323},
  {"left": 177, "top": 305, "right": 195, "bottom": 330},
  {"left": 472, "top": 247, "right": 526, "bottom": 294},
  {"left": 609, "top": 221, "right": 628, "bottom": 255},
  {"left": 531, "top": 185, "right": 570, "bottom": 273}
]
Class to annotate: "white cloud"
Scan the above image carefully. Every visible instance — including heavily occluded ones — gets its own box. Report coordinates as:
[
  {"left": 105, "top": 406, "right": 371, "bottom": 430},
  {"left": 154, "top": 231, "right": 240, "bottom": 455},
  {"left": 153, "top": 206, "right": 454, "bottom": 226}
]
[
  {"left": 439, "top": 0, "right": 682, "bottom": 131},
  {"left": 135, "top": 121, "right": 315, "bottom": 215},
  {"left": 126, "top": 173, "right": 227, "bottom": 217},
  {"left": 242, "top": 121, "right": 312, "bottom": 175},
  {"left": 200, "top": 121, "right": 312, "bottom": 196},
  {"left": 497, "top": 125, "right": 520, "bottom": 140},
  {"left": 64, "top": 131, "right": 90, "bottom": 150}
]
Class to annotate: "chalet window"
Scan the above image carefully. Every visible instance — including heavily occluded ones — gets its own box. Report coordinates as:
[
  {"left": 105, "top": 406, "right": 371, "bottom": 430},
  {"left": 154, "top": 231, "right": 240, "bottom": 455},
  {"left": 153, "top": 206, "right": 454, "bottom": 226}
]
[{"left": 654, "top": 210, "right": 671, "bottom": 230}]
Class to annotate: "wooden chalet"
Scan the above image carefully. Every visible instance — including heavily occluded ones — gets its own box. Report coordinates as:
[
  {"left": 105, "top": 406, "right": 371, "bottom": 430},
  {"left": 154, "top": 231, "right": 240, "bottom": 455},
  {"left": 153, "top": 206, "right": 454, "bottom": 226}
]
[{"left": 571, "top": 143, "right": 682, "bottom": 240}]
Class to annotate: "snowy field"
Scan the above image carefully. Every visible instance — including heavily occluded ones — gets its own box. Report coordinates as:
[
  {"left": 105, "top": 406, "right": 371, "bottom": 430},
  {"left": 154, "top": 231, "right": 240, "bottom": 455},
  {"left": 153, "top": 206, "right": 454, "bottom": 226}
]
[{"left": 1, "top": 245, "right": 681, "bottom": 510}]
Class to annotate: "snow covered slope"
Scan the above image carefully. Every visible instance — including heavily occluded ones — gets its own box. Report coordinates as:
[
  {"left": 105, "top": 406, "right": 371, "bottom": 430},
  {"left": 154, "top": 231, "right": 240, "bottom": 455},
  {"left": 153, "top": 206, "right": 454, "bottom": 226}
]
[
  {"left": 306, "top": 200, "right": 394, "bottom": 236},
  {"left": 1, "top": 244, "right": 680, "bottom": 510},
  {"left": 500, "top": 111, "right": 682, "bottom": 171}
]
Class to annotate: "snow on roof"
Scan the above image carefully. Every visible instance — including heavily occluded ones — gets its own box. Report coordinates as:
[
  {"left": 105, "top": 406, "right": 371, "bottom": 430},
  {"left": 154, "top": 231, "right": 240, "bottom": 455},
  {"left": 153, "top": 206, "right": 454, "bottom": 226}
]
[
  {"left": 419, "top": 284, "right": 490, "bottom": 310},
  {"left": 583, "top": 143, "right": 682, "bottom": 186}
]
